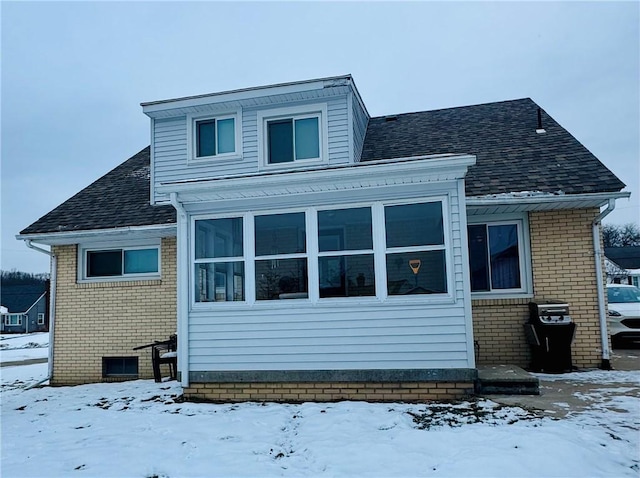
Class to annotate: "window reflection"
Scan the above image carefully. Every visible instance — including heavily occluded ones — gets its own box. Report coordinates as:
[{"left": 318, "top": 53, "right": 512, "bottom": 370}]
[
  {"left": 255, "top": 213, "right": 306, "bottom": 256},
  {"left": 255, "top": 258, "right": 308, "bottom": 300},
  {"left": 385, "top": 202, "right": 443, "bottom": 248},
  {"left": 386, "top": 251, "right": 447, "bottom": 295},
  {"left": 319, "top": 255, "right": 375, "bottom": 298},
  {"left": 195, "top": 262, "right": 244, "bottom": 302}
]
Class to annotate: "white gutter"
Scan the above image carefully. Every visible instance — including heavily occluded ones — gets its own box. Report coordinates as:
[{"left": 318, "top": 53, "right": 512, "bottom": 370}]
[
  {"left": 24, "top": 240, "right": 56, "bottom": 389},
  {"left": 169, "top": 193, "right": 189, "bottom": 388},
  {"left": 467, "top": 191, "right": 631, "bottom": 208},
  {"left": 592, "top": 199, "right": 616, "bottom": 370},
  {"left": 16, "top": 223, "right": 176, "bottom": 246}
]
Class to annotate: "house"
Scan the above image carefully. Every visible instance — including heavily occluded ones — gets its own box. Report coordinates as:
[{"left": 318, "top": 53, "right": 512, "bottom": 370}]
[
  {"left": 17, "top": 75, "right": 629, "bottom": 401},
  {"left": 1, "top": 284, "right": 49, "bottom": 334},
  {"left": 605, "top": 246, "right": 640, "bottom": 286}
]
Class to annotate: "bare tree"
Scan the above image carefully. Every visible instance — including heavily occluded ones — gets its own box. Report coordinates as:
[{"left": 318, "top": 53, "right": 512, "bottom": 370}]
[{"left": 602, "top": 223, "right": 640, "bottom": 247}]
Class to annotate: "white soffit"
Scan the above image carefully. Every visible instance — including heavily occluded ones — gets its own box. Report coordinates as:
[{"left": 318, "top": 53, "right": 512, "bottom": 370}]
[{"left": 466, "top": 191, "right": 631, "bottom": 215}]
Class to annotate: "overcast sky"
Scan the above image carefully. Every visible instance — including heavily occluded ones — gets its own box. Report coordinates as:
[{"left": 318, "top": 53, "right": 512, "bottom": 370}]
[{"left": 2, "top": 1, "right": 638, "bottom": 274}]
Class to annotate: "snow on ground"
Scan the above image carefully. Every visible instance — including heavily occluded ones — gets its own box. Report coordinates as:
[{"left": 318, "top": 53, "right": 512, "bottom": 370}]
[
  {"left": 1, "top": 336, "right": 639, "bottom": 477},
  {"left": 0, "top": 332, "right": 49, "bottom": 362}
]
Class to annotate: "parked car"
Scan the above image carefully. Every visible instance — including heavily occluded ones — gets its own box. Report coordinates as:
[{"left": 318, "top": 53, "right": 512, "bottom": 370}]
[{"left": 607, "top": 284, "right": 640, "bottom": 347}]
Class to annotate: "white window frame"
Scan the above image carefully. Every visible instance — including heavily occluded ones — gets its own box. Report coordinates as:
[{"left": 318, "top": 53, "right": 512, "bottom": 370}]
[
  {"left": 316, "top": 205, "right": 375, "bottom": 300},
  {"left": 257, "top": 103, "right": 328, "bottom": 170},
  {"left": 190, "top": 197, "right": 455, "bottom": 308},
  {"left": 6, "top": 314, "right": 23, "bottom": 326},
  {"left": 467, "top": 213, "right": 533, "bottom": 298},
  {"left": 254, "top": 209, "right": 310, "bottom": 302},
  {"left": 37, "top": 313, "right": 45, "bottom": 325},
  {"left": 193, "top": 214, "right": 246, "bottom": 304},
  {"left": 377, "top": 198, "right": 453, "bottom": 302},
  {"left": 78, "top": 240, "right": 162, "bottom": 283},
  {"left": 186, "top": 110, "right": 241, "bottom": 163}
]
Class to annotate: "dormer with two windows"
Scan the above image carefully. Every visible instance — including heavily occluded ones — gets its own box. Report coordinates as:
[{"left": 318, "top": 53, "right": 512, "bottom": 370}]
[{"left": 142, "top": 75, "right": 370, "bottom": 205}]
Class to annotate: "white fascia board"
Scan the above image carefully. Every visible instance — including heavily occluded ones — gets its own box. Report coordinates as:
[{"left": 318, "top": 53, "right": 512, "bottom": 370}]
[
  {"left": 158, "top": 154, "right": 477, "bottom": 203},
  {"left": 467, "top": 191, "right": 630, "bottom": 210},
  {"left": 16, "top": 224, "right": 177, "bottom": 246},
  {"left": 141, "top": 76, "right": 352, "bottom": 117}
]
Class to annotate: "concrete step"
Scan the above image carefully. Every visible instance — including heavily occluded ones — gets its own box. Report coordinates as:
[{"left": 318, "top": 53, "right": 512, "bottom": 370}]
[{"left": 476, "top": 365, "right": 540, "bottom": 395}]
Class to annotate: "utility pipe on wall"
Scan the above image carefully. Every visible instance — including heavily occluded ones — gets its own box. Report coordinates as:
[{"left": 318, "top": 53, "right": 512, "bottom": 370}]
[
  {"left": 592, "top": 199, "right": 616, "bottom": 370},
  {"left": 170, "top": 192, "right": 189, "bottom": 388},
  {"left": 24, "top": 240, "right": 56, "bottom": 387}
]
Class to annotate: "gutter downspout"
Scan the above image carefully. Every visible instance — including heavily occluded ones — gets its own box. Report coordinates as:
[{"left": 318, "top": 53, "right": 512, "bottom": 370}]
[
  {"left": 24, "top": 240, "right": 56, "bottom": 389},
  {"left": 592, "top": 199, "right": 616, "bottom": 370},
  {"left": 169, "top": 193, "right": 189, "bottom": 388}
]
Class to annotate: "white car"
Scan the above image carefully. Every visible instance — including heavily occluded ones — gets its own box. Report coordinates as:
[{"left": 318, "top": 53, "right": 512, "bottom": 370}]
[{"left": 607, "top": 284, "right": 640, "bottom": 347}]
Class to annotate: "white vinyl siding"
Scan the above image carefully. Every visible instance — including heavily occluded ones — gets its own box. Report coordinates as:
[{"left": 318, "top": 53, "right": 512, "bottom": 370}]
[
  {"left": 189, "top": 304, "right": 469, "bottom": 371},
  {"left": 185, "top": 182, "right": 471, "bottom": 372},
  {"left": 351, "top": 92, "right": 369, "bottom": 162},
  {"left": 151, "top": 94, "right": 351, "bottom": 203}
]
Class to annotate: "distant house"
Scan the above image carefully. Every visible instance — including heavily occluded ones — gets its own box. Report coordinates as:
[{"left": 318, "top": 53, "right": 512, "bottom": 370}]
[
  {"left": 605, "top": 246, "right": 640, "bottom": 287},
  {"left": 17, "top": 75, "right": 630, "bottom": 402},
  {"left": 1, "top": 284, "right": 49, "bottom": 334}
]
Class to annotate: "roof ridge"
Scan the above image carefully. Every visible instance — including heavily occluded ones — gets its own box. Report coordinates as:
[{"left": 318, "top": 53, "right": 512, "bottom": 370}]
[{"left": 371, "top": 98, "right": 535, "bottom": 120}]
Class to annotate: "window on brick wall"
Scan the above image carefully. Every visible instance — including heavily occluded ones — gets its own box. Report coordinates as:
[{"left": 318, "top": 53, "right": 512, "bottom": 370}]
[
  {"left": 467, "top": 216, "right": 531, "bottom": 295},
  {"left": 79, "top": 241, "right": 161, "bottom": 282}
]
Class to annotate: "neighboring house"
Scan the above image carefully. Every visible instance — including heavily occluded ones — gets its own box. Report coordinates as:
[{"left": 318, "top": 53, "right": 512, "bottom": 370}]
[
  {"left": 605, "top": 246, "right": 640, "bottom": 287},
  {"left": 1, "top": 284, "right": 49, "bottom": 334},
  {"left": 17, "top": 75, "right": 629, "bottom": 402}
]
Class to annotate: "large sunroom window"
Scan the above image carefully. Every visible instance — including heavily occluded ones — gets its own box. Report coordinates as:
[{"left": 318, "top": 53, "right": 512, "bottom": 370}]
[
  {"left": 255, "top": 212, "right": 308, "bottom": 300},
  {"left": 318, "top": 207, "right": 375, "bottom": 298},
  {"left": 194, "top": 218, "right": 244, "bottom": 302},
  {"left": 191, "top": 199, "right": 452, "bottom": 305},
  {"left": 384, "top": 202, "right": 447, "bottom": 295}
]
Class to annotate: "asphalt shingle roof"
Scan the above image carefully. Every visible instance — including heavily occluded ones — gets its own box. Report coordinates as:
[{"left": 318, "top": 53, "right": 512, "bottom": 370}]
[
  {"left": 21, "top": 98, "right": 625, "bottom": 236},
  {"left": 20, "top": 147, "right": 176, "bottom": 235},
  {"left": 605, "top": 247, "right": 640, "bottom": 270},
  {"left": 1, "top": 285, "right": 45, "bottom": 313},
  {"left": 361, "top": 98, "right": 625, "bottom": 196}
]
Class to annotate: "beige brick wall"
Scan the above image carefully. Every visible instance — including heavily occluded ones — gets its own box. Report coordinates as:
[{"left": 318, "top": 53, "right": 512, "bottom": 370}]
[
  {"left": 183, "top": 381, "right": 475, "bottom": 403},
  {"left": 50, "top": 237, "right": 177, "bottom": 385},
  {"left": 473, "top": 209, "right": 606, "bottom": 369}
]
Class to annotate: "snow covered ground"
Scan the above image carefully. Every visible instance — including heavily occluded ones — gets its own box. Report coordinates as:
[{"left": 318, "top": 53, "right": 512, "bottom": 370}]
[
  {"left": 0, "top": 332, "right": 49, "bottom": 362},
  {"left": 1, "top": 334, "right": 639, "bottom": 477}
]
